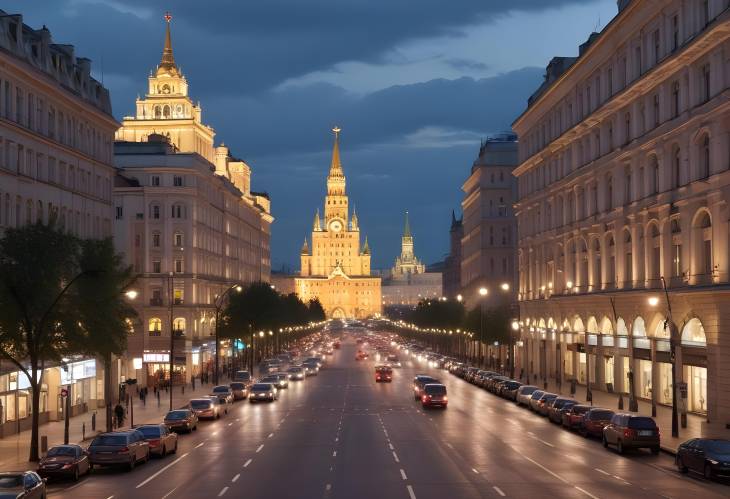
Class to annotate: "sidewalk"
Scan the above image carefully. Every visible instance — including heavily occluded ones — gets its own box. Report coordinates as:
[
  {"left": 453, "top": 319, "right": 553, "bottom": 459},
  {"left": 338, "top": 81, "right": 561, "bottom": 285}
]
[
  {"left": 0, "top": 379, "right": 227, "bottom": 472},
  {"left": 527, "top": 376, "right": 703, "bottom": 454}
]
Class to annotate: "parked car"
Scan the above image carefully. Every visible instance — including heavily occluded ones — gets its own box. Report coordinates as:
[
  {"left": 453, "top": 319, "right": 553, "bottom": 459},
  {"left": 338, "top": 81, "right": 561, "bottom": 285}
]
[
  {"left": 413, "top": 375, "right": 440, "bottom": 400},
  {"left": 0, "top": 471, "right": 46, "bottom": 498},
  {"left": 250, "top": 383, "right": 277, "bottom": 402},
  {"left": 37, "top": 444, "right": 90, "bottom": 481},
  {"left": 229, "top": 382, "right": 249, "bottom": 400},
  {"left": 516, "top": 385, "right": 539, "bottom": 406},
  {"left": 87, "top": 430, "right": 150, "bottom": 470},
  {"left": 163, "top": 409, "right": 198, "bottom": 433},
  {"left": 561, "top": 404, "right": 591, "bottom": 430},
  {"left": 189, "top": 398, "right": 220, "bottom": 419},
  {"left": 602, "top": 414, "right": 660, "bottom": 454},
  {"left": 375, "top": 365, "right": 393, "bottom": 382},
  {"left": 527, "top": 390, "right": 546, "bottom": 411},
  {"left": 136, "top": 424, "right": 178, "bottom": 457},
  {"left": 421, "top": 384, "right": 448, "bottom": 408},
  {"left": 210, "top": 385, "right": 234, "bottom": 404},
  {"left": 547, "top": 398, "right": 576, "bottom": 424},
  {"left": 581, "top": 408, "right": 615, "bottom": 438},
  {"left": 676, "top": 438, "right": 730, "bottom": 479},
  {"left": 500, "top": 381, "right": 523, "bottom": 401}
]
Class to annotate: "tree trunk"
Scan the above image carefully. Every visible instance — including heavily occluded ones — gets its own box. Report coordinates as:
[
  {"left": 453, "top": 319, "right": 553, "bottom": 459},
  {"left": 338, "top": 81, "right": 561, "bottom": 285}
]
[
  {"left": 104, "top": 354, "right": 113, "bottom": 432},
  {"left": 29, "top": 365, "right": 41, "bottom": 462}
]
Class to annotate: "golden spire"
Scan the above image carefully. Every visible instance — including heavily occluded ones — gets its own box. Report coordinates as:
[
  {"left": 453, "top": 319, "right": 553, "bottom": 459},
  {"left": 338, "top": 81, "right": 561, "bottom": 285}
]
[
  {"left": 158, "top": 12, "right": 179, "bottom": 75},
  {"left": 328, "top": 126, "right": 344, "bottom": 179}
]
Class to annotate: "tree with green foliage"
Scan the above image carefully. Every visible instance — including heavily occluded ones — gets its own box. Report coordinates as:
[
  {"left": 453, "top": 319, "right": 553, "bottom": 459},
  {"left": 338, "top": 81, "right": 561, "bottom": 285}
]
[{"left": 0, "top": 223, "right": 135, "bottom": 461}]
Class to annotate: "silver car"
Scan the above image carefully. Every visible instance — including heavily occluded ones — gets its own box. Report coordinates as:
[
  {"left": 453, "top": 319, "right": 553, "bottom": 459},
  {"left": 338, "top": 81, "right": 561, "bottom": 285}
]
[{"left": 249, "top": 383, "right": 277, "bottom": 402}]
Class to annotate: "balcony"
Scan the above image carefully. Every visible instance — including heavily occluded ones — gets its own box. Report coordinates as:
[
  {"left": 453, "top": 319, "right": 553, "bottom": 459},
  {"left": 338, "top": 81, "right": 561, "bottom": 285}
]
[
  {"left": 174, "top": 298, "right": 184, "bottom": 305},
  {"left": 173, "top": 329, "right": 185, "bottom": 338}
]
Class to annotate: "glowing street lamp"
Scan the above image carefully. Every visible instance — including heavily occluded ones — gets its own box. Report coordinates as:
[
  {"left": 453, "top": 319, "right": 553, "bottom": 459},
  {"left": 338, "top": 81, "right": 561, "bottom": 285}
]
[
  {"left": 500, "top": 283, "right": 510, "bottom": 291},
  {"left": 478, "top": 287, "right": 488, "bottom": 297},
  {"left": 125, "top": 290, "right": 138, "bottom": 300}
]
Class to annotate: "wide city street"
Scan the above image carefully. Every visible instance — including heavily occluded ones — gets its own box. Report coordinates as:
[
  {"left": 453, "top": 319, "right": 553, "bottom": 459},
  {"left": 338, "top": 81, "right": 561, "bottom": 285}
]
[{"left": 42, "top": 334, "right": 728, "bottom": 499}]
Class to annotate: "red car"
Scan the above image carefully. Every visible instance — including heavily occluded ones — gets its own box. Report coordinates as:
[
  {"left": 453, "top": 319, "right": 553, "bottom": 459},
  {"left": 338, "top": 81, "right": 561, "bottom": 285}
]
[
  {"left": 562, "top": 404, "right": 591, "bottom": 430},
  {"left": 375, "top": 366, "right": 392, "bottom": 382},
  {"left": 580, "top": 408, "right": 615, "bottom": 438},
  {"left": 356, "top": 350, "right": 368, "bottom": 360},
  {"left": 421, "top": 384, "right": 448, "bottom": 408}
]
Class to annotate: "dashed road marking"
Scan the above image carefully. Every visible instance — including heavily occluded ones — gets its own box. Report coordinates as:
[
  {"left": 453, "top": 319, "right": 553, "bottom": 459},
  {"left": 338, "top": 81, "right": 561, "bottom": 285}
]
[
  {"left": 256, "top": 444, "right": 264, "bottom": 453},
  {"left": 445, "top": 442, "right": 454, "bottom": 449},
  {"left": 493, "top": 486, "right": 506, "bottom": 497},
  {"left": 393, "top": 451, "right": 400, "bottom": 463},
  {"left": 333, "top": 450, "right": 337, "bottom": 457},
  {"left": 407, "top": 484, "right": 416, "bottom": 499},
  {"left": 400, "top": 469, "right": 407, "bottom": 480},
  {"left": 389, "top": 443, "right": 394, "bottom": 450},
  {"left": 268, "top": 433, "right": 274, "bottom": 438},
  {"left": 471, "top": 467, "right": 479, "bottom": 474},
  {"left": 161, "top": 487, "right": 177, "bottom": 499},
  {"left": 135, "top": 452, "right": 189, "bottom": 488},
  {"left": 195, "top": 442, "right": 205, "bottom": 448},
  {"left": 217, "top": 486, "right": 228, "bottom": 497},
  {"left": 595, "top": 468, "right": 610, "bottom": 476},
  {"left": 212, "top": 431, "right": 219, "bottom": 436},
  {"left": 325, "top": 484, "right": 332, "bottom": 491},
  {"left": 574, "top": 486, "right": 600, "bottom": 499},
  {"left": 227, "top": 422, "right": 233, "bottom": 426},
  {"left": 243, "top": 458, "right": 252, "bottom": 468},
  {"left": 232, "top": 474, "right": 240, "bottom": 483}
]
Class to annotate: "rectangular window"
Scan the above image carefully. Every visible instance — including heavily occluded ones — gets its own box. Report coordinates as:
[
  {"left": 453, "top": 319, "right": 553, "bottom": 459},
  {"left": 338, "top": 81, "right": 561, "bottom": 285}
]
[
  {"left": 702, "top": 64, "right": 711, "bottom": 103},
  {"left": 174, "top": 288, "right": 183, "bottom": 305},
  {"left": 115, "top": 206, "right": 123, "bottom": 219},
  {"left": 672, "top": 15, "right": 679, "bottom": 52},
  {"left": 174, "top": 233, "right": 183, "bottom": 246},
  {"left": 151, "top": 175, "right": 160, "bottom": 186},
  {"left": 174, "top": 259, "right": 183, "bottom": 273},
  {"left": 152, "top": 205, "right": 160, "bottom": 219},
  {"left": 152, "top": 260, "right": 161, "bottom": 273},
  {"left": 152, "top": 233, "right": 160, "bottom": 247},
  {"left": 672, "top": 244, "right": 682, "bottom": 277},
  {"left": 653, "top": 29, "right": 660, "bottom": 64},
  {"left": 173, "top": 176, "right": 183, "bottom": 187}
]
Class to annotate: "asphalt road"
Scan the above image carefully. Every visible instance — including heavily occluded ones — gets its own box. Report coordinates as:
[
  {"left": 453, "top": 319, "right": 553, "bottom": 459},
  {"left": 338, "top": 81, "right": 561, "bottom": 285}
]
[{"left": 48, "top": 335, "right": 729, "bottom": 499}]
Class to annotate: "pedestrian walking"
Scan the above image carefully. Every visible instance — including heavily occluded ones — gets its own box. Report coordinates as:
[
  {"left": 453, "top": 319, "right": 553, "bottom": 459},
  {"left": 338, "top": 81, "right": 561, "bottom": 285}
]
[
  {"left": 157, "top": 389, "right": 161, "bottom": 407},
  {"left": 114, "top": 403, "right": 125, "bottom": 429}
]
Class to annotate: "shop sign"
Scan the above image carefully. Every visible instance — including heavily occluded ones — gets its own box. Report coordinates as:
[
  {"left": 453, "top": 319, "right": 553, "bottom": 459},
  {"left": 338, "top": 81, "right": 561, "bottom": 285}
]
[
  {"left": 143, "top": 353, "right": 170, "bottom": 363},
  {"left": 677, "top": 382, "right": 688, "bottom": 399},
  {"left": 60, "top": 360, "right": 97, "bottom": 385}
]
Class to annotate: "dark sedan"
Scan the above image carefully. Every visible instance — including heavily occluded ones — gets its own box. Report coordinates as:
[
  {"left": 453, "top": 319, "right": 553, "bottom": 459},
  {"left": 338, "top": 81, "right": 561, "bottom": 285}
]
[
  {"left": 164, "top": 409, "right": 198, "bottom": 433},
  {"left": 37, "top": 444, "right": 90, "bottom": 481},
  {"left": 87, "top": 430, "right": 150, "bottom": 470},
  {"left": 0, "top": 471, "right": 46, "bottom": 498},
  {"left": 676, "top": 438, "right": 730, "bottom": 479}
]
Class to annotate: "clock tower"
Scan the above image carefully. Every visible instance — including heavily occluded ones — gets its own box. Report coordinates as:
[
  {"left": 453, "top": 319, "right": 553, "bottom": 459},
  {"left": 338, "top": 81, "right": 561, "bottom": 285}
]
[{"left": 296, "top": 128, "right": 381, "bottom": 319}]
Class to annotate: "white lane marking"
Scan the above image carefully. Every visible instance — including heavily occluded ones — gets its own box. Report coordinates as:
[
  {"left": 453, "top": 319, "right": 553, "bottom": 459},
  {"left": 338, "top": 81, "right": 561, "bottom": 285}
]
[
  {"left": 212, "top": 431, "right": 219, "bottom": 436},
  {"left": 256, "top": 444, "right": 264, "bottom": 453},
  {"left": 445, "top": 442, "right": 454, "bottom": 449},
  {"left": 538, "top": 439, "right": 554, "bottom": 448},
  {"left": 493, "top": 486, "right": 506, "bottom": 497},
  {"left": 335, "top": 437, "right": 339, "bottom": 442},
  {"left": 388, "top": 443, "right": 394, "bottom": 450},
  {"left": 228, "top": 422, "right": 233, "bottom": 426},
  {"left": 613, "top": 475, "right": 630, "bottom": 484},
  {"left": 161, "top": 487, "right": 177, "bottom": 499},
  {"left": 243, "top": 458, "right": 252, "bottom": 468},
  {"left": 393, "top": 451, "right": 400, "bottom": 463},
  {"left": 105, "top": 496, "right": 115, "bottom": 499},
  {"left": 325, "top": 484, "right": 332, "bottom": 491},
  {"left": 400, "top": 469, "right": 408, "bottom": 480},
  {"left": 195, "top": 442, "right": 205, "bottom": 448},
  {"left": 236, "top": 418, "right": 240, "bottom": 422},
  {"left": 517, "top": 452, "right": 567, "bottom": 484},
  {"left": 471, "top": 467, "right": 479, "bottom": 474},
  {"left": 217, "top": 486, "right": 229, "bottom": 497},
  {"left": 407, "top": 485, "right": 416, "bottom": 499},
  {"left": 333, "top": 450, "right": 337, "bottom": 457},
  {"left": 574, "top": 486, "right": 600, "bottom": 499},
  {"left": 268, "top": 433, "right": 274, "bottom": 438},
  {"left": 595, "top": 468, "right": 610, "bottom": 476},
  {"left": 232, "top": 473, "right": 240, "bottom": 483},
  {"left": 135, "top": 452, "right": 189, "bottom": 488}
]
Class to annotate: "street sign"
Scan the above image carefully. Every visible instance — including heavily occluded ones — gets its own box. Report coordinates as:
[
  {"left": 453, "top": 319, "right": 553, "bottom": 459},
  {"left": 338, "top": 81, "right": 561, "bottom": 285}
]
[
  {"left": 60, "top": 388, "right": 68, "bottom": 397},
  {"left": 677, "top": 382, "right": 688, "bottom": 398}
]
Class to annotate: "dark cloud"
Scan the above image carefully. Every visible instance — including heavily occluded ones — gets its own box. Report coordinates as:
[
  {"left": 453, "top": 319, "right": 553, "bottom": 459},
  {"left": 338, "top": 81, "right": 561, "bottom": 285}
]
[{"left": 444, "top": 58, "right": 490, "bottom": 71}]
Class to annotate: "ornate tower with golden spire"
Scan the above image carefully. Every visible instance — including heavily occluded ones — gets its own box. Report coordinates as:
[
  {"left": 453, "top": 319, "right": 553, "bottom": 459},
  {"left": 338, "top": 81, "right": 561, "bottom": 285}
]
[
  {"left": 391, "top": 211, "right": 425, "bottom": 276},
  {"left": 294, "top": 127, "right": 381, "bottom": 319},
  {"left": 116, "top": 12, "right": 216, "bottom": 162}
]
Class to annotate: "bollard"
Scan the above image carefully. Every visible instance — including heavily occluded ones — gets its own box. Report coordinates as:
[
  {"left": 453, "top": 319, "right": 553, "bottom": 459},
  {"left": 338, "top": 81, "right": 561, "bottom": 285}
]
[
  {"left": 82, "top": 422, "right": 86, "bottom": 441},
  {"left": 41, "top": 435, "right": 48, "bottom": 454},
  {"left": 91, "top": 411, "right": 96, "bottom": 431}
]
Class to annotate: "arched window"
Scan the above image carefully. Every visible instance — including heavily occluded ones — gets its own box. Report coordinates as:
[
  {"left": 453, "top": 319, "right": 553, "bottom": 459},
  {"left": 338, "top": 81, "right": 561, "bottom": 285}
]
[
  {"left": 649, "top": 155, "right": 659, "bottom": 194},
  {"left": 623, "top": 229, "right": 633, "bottom": 286},
  {"left": 606, "top": 233, "right": 616, "bottom": 287},
  {"left": 699, "top": 134, "right": 710, "bottom": 179},
  {"left": 163, "top": 105, "right": 171, "bottom": 118},
  {"left": 681, "top": 318, "right": 707, "bottom": 347},
  {"left": 591, "top": 238, "right": 601, "bottom": 290},
  {"left": 693, "top": 211, "right": 712, "bottom": 279},
  {"left": 673, "top": 146, "right": 682, "bottom": 187},
  {"left": 154, "top": 106, "right": 161, "bottom": 118},
  {"left": 670, "top": 218, "right": 683, "bottom": 278},
  {"left": 173, "top": 317, "right": 186, "bottom": 334},
  {"left": 647, "top": 223, "right": 661, "bottom": 284}
]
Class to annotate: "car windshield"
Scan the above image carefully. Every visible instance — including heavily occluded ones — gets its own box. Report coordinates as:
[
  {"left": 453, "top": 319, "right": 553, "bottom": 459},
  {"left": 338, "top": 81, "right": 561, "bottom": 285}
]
[
  {"left": 252, "top": 384, "right": 272, "bottom": 390},
  {"left": 91, "top": 435, "right": 127, "bottom": 446},
  {"left": 230, "top": 383, "right": 245, "bottom": 389},
  {"left": 590, "top": 410, "right": 614, "bottom": 420},
  {"left": 425, "top": 385, "right": 446, "bottom": 395},
  {"left": 261, "top": 377, "right": 277, "bottom": 383},
  {"left": 707, "top": 440, "right": 730, "bottom": 454},
  {"left": 531, "top": 391, "right": 544, "bottom": 399},
  {"left": 521, "top": 386, "right": 537, "bottom": 394},
  {"left": 573, "top": 406, "right": 590, "bottom": 414},
  {"left": 212, "top": 386, "right": 229, "bottom": 393},
  {"left": 235, "top": 372, "right": 251, "bottom": 381},
  {"left": 0, "top": 475, "right": 23, "bottom": 488},
  {"left": 47, "top": 446, "right": 77, "bottom": 457},
  {"left": 165, "top": 411, "right": 188, "bottom": 420},
  {"left": 288, "top": 368, "right": 302, "bottom": 372},
  {"left": 138, "top": 426, "right": 161, "bottom": 437},
  {"left": 190, "top": 400, "right": 212, "bottom": 409},
  {"left": 627, "top": 417, "right": 656, "bottom": 429}
]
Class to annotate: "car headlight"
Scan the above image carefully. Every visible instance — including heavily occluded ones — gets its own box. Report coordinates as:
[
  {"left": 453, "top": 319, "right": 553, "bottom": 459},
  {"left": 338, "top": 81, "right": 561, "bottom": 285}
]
[
  {"left": 709, "top": 459, "right": 719, "bottom": 465},
  {"left": 268, "top": 392, "right": 273, "bottom": 396}
]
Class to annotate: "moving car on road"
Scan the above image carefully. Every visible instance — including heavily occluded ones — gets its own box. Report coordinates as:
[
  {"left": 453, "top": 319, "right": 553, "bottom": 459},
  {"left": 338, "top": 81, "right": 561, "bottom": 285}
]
[
  {"left": 233, "top": 371, "right": 253, "bottom": 385},
  {"left": 0, "top": 471, "right": 46, "bottom": 498},
  {"left": 287, "top": 366, "right": 305, "bottom": 380},
  {"left": 163, "top": 409, "right": 198, "bottom": 433},
  {"left": 261, "top": 374, "right": 288, "bottom": 390},
  {"left": 602, "top": 414, "right": 660, "bottom": 454},
  {"left": 37, "top": 444, "right": 90, "bottom": 481},
  {"left": 302, "top": 359, "right": 320, "bottom": 375},
  {"left": 229, "top": 382, "right": 249, "bottom": 400},
  {"left": 386, "top": 354, "right": 401, "bottom": 367},
  {"left": 250, "top": 383, "right": 278, "bottom": 402},
  {"left": 136, "top": 424, "right": 178, "bottom": 457},
  {"left": 413, "top": 375, "right": 440, "bottom": 400},
  {"left": 210, "top": 385, "right": 234, "bottom": 404},
  {"left": 676, "top": 438, "right": 730, "bottom": 479},
  {"left": 355, "top": 350, "right": 368, "bottom": 361},
  {"left": 189, "top": 398, "right": 220, "bottom": 419},
  {"left": 421, "top": 384, "right": 448, "bottom": 408},
  {"left": 375, "top": 365, "right": 393, "bottom": 382},
  {"left": 87, "top": 430, "right": 150, "bottom": 470}
]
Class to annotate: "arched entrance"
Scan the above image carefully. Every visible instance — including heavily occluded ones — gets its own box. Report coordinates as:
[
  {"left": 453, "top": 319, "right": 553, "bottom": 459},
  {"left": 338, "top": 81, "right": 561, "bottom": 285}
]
[{"left": 331, "top": 308, "right": 346, "bottom": 319}]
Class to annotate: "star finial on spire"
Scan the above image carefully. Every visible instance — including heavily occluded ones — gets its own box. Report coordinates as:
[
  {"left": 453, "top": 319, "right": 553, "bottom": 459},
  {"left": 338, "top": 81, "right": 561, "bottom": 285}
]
[
  {"left": 164, "top": 11, "right": 172, "bottom": 23},
  {"left": 332, "top": 126, "right": 341, "bottom": 138}
]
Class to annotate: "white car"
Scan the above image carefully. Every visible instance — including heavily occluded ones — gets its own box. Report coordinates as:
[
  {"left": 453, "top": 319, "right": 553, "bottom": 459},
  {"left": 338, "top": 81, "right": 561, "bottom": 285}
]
[{"left": 515, "top": 385, "right": 539, "bottom": 406}]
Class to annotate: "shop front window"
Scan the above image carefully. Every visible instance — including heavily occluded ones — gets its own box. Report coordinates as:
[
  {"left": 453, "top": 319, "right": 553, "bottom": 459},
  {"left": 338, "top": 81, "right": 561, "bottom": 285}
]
[
  {"left": 564, "top": 351, "right": 573, "bottom": 376},
  {"left": 637, "top": 359, "right": 653, "bottom": 399},
  {"left": 622, "top": 357, "right": 630, "bottom": 394},
  {"left": 658, "top": 362, "right": 673, "bottom": 404},
  {"left": 578, "top": 352, "right": 587, "bottom": 384},
  {"left": 604, "top": 356, "right": 615, "bottom": 387},
  {"left": 684, "top": 365, "right": 707, "bottom": 414}
]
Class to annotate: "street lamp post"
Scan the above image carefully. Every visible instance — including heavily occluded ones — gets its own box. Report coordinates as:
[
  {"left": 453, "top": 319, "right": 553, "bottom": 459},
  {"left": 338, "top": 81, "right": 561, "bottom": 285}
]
[
  {"left": 652, "top": 277, "right": 680, "bottom": 438},
  {"left": 213, "top": 284, "right": 243, "bottom": 385},
  {"left": 478, "top": 287, "right": 488, "bottom": 367},
  {"left": 168, "top": 272, "right": 174, "bottom": 411}
]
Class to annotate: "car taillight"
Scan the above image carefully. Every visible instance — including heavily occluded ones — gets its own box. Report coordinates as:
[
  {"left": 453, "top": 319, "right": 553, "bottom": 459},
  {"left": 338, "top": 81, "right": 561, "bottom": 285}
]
[
  {"left": 149, "top": 439, "right": 160, "bottom": 446},
  {"left": 623, "top": 429, "right": 635, "bottom": 438},
  {"left": 443, "top": 396, "right": 448, "bottom": 402},
  {"left": 422, "top": 395, "right": 429, "bottom": 402},
  {"left": 118, "top": 447, "right": 129, "bottom": 453}
]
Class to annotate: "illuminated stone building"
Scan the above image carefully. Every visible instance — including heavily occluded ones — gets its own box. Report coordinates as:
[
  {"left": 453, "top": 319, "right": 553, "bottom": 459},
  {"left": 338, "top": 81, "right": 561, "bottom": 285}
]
[{"left": 294, "top": 128, "right": 381, "bottom": 319}]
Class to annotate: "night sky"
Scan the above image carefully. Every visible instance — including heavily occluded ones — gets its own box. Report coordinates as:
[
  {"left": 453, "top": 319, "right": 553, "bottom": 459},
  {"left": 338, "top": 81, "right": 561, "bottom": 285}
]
[{"left": 11, "top": 0, "right": 618, "bottom": 271}]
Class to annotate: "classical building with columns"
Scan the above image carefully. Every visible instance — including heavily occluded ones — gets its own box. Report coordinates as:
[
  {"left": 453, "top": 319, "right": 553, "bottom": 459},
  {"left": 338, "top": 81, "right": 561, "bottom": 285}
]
[
  {"left": 513, "top": 0, "right": 730, "bottom": 435},
  {"left": 113, "top": 15, "right": 272, "bottom": 386}
]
